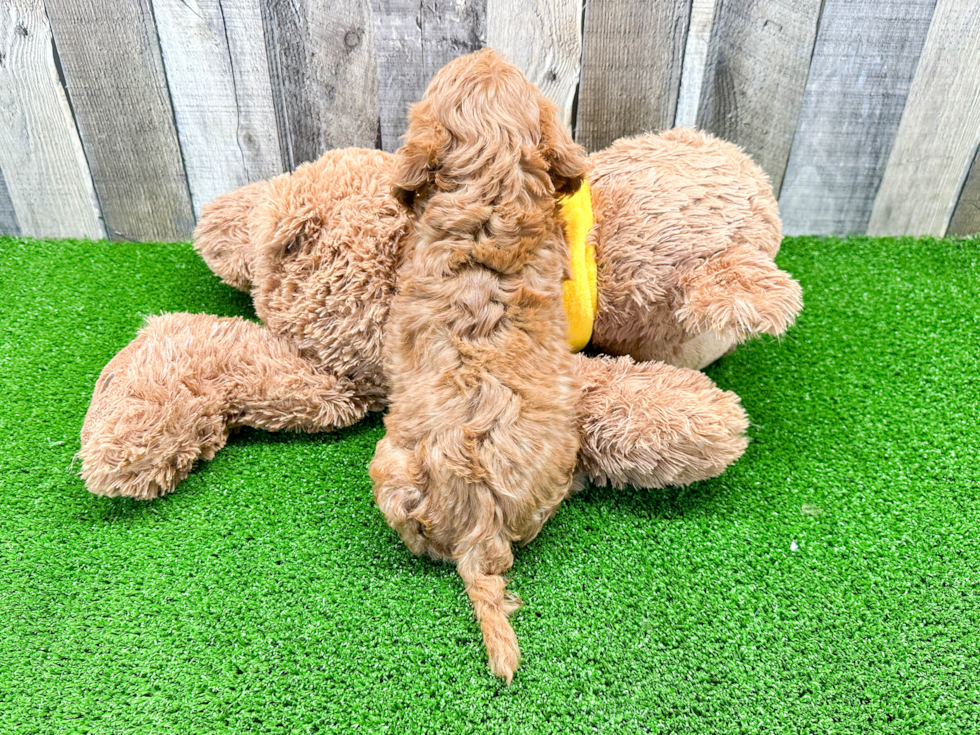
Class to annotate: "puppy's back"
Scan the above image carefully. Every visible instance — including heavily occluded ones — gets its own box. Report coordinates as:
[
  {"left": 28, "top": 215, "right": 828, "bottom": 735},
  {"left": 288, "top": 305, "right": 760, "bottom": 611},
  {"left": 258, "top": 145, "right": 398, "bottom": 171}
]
[{"left": 370, "top": 48, "right": 587, "bottom": 683}]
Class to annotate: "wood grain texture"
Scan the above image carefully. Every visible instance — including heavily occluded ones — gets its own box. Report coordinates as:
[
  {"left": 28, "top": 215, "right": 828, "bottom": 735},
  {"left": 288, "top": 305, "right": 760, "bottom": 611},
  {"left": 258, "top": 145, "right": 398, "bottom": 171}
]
[
  {"left": 152, "top": 0, "right": 283, "bottom": 218},
  {"left": 0, "top": 0, "right": 102, "bottom": 239},
  {"left": 421, "top": 0, "right": 486, "bottom": 75},
  {"left": 869, "top": 0, "right": 980, "bottom": 236},
  {"left": 0, "top": 168, "right": 21, "bottom": 236},
  {"left": 947, "top": 145, "right": 980, "bottom": 236},
  {"left": 372, "top": 0, "right": 423, "bottom": 152},
  {"left": 486, "top": 0, "right": 581, "bottom": 127},
  {"left": 262, "top": 0, "right": 380, "bottom": 169},
  {"left": 577, "top": 0, "right": 692, "bottom": 152},
  {"left": 779, "top": 0, "right": 937, "bottom": 236},
  {"left": 372, "top": 0, "right": 486, "bottom": 152},
  {"left": 697, "top": 0, "right": 822, "bottom": 196},
  {"left": 44, "top": 0, "right": 194, "bottom": 241},
  {"left": 674, "top": 0, "right": 717, "bottom": 128}
]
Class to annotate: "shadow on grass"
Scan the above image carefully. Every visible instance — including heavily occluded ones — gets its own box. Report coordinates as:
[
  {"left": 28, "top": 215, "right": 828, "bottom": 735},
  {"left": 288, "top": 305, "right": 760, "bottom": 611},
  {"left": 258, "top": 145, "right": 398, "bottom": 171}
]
[{"left": 576, "top": 475, "right": 728, "bottom": 521}]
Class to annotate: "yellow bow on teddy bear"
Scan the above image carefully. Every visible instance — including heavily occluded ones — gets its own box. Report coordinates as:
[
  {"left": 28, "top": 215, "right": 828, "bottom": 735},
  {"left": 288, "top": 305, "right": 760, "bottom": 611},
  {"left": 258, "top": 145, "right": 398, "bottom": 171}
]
[{"left": 560, "top": 180, "right": 598, "bottom": 353}]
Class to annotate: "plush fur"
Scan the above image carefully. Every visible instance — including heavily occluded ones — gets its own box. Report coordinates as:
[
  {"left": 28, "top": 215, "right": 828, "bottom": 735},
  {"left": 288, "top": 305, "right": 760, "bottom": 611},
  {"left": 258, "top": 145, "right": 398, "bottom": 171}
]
[
  {"left": 80, "top": 313, "right": 372, "bottom": 499},
  {"left": 574, "top": 353, "right": 749, "bottom": 489},
  {"left": 587, "top": 128, "right": 802, "bottom": 368},
  {"left": 78, "top": 117, "right": 803, "bottom": 517},
  {"left": 368, "top": 49, "right": 586, "bottom": 682}
]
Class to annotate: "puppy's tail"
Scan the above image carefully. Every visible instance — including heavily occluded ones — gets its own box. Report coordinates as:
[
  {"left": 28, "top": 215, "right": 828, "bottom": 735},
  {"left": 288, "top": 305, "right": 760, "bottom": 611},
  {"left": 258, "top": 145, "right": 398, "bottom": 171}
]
[{"left": 457, "top": 561, "right": 521, "bottom": 684}]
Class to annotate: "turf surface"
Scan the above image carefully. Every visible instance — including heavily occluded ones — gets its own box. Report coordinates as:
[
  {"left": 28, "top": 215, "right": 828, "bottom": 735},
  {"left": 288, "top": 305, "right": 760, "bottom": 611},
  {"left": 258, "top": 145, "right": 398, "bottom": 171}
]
[{"left": 1, "top": 234, "right": 978, "bottom": 733}]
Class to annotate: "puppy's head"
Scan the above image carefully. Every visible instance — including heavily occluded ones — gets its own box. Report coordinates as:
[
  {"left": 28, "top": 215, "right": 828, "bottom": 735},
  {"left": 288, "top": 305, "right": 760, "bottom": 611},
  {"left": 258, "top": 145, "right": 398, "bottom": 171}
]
[{"left": 392, "top": 48, "right": 586, "bottom": 208}]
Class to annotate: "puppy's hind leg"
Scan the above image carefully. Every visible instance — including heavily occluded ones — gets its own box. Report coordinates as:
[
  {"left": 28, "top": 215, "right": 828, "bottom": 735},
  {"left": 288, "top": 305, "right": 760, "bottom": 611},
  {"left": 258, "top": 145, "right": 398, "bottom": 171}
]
[
  {"left": 457, "top": 543, "right": 521, "bottom": 684},
  {"left": 369, "top": 438, "right": 429, "bottom": 557}
]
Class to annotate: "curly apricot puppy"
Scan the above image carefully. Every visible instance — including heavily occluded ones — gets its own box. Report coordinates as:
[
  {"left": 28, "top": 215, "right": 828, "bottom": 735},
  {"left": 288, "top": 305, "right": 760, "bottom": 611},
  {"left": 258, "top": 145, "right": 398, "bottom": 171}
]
[{"left": 368, "top": 49, "right": 587, "bottom": 683}]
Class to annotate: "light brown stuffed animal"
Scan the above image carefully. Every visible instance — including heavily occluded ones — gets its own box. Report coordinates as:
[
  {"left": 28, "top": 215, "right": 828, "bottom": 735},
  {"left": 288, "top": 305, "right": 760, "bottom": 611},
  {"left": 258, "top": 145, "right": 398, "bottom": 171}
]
[{"left": 79, "top": 129, "right": 800, "bottom": 501}]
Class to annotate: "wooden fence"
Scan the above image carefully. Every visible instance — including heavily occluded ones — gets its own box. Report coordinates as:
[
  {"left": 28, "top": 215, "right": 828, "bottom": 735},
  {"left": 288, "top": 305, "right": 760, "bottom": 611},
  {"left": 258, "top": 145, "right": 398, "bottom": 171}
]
[{"left": 1, "top": 0, "right": 979, "bottom": 241}]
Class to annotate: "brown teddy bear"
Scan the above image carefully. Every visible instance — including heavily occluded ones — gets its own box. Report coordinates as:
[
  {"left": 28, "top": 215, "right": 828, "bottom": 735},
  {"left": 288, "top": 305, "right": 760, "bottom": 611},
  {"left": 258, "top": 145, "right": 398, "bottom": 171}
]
[{"left": 78, "top": 128, "right": 801, "bottom": 501}]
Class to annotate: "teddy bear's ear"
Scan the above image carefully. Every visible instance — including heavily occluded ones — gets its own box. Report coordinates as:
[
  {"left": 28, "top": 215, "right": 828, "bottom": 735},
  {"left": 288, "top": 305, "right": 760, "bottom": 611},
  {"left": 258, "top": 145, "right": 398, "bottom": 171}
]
[
  {"left": 193, "top": 181, "right": 269, "bottom": 292},
  {"left": 392, "top": 101, "right": 449, "bottom": 209},
  {"left": 538, "top": 96, "right": 587, "bottom": 197},
  {"left": 248, "top": 173, "right": 311, "bottom": 264}
]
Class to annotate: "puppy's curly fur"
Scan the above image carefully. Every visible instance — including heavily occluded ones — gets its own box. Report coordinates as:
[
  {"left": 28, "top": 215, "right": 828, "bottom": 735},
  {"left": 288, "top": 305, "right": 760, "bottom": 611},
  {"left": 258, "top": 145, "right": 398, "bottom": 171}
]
[{"left": 369, "top": 49, "right": 587, "bottom": 683}]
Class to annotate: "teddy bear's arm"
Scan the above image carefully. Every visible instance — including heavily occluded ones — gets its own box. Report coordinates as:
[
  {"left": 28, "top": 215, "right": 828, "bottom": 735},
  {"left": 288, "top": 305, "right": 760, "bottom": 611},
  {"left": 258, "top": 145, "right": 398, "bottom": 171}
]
[
  {"left": 573, "top": 353, "right": 749, "bottom": 489},
  {"left": 79, "top": 312, "right": 380, "bottom": 500},
  {"left": 676, "top": 244, "right": 803, "bottom": 343}
]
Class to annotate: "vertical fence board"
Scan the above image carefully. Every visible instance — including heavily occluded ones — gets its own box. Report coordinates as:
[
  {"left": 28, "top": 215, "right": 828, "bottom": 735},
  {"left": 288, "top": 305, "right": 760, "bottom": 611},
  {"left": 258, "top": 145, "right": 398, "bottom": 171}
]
[
  {"left": 45, "top": 0, "right": 194, "bottom": 241},
  {"left": 0, "top": 168, "right": 21, "bottom": 236},
  {"left": 698, "top": 0, "right": 822, "bottom": 196},
  {"left": 869, "top": 0, "right": 980, "bottom": 236},
  {"left": 947, "top": 146, "right": 980, "bottom": 236},
  {"left": 779, "top": 0, "right": 937, "bottom": 236},
  {"left": 371, "top": 0, "right": 486, "bottom": 152},
  {"left": 674, "top": 0, "right": 716, "bottom": 129},
  {"left": 220, "top": 2, "right": 286, "bottom": 181},
  {"left": 577, "top": 0, "right": 691, "bottom": 152},
  {"left": 421, "top": 0, "right": 486, "bottom": 76},
  {"left": 153, "top": 0, "right": 282, "bottom": 218},
  {"left": 487, "top": 0, "right": 582, "bottom": 127},
  {"left": 262, "top": 0, "right": 380, "bottom": 169},
  {"left": 4, "top": 0, "right": 977, "bottom": 238},
  {"left": 0, "top": 0, "right": 102, "bottom": 239},
  {"left": 372, "top": 0, "right": 423, "bottom": 152}
]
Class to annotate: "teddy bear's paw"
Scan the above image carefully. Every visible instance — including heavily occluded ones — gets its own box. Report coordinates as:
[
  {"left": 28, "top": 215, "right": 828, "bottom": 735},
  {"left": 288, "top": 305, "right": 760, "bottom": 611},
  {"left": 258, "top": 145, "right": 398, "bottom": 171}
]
[
  {"left": 78, "top": 315, "right": 237, "bottom": 500},
  {"left": 574, "top": 354, "right": 749, "bottom": 489},
  {"left": 80, "top": 458, "right": 192, "bottom": 501},
  {"left": 79, "top": 398, "right": 228, "bottom": 500}
]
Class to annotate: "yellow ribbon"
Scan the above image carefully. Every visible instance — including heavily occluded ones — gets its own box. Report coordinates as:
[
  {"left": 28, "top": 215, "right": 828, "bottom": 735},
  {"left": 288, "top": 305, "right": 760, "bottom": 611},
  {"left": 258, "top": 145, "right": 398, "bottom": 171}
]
[{"left": 559, "top": 181, "right": 597, "bottom": 352}]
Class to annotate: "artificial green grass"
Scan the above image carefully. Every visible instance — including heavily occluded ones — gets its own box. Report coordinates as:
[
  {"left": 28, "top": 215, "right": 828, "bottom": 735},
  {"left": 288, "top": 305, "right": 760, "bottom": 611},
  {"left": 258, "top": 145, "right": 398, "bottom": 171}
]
[{"left": 1, "top": 233, "right": 978, "bottom": 733}]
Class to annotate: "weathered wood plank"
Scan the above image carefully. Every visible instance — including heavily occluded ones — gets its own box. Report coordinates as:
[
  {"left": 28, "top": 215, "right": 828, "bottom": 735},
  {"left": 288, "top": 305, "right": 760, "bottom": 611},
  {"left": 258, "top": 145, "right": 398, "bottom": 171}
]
[
  {"left": 0, "top": 0, "right": 102, "bottom": 239},
  {"left": 372, "top": 0, "right": 423, "bottom": 152},
  {"left": 869, "top": 0, "right": 980, "bottom": 236},
  {"left": 372, "top": 0, "right": 486, "bottom": 152},
  {"left": 0, "top": 168, "right": 21, "bottom": 236},
  {"left": 421, "top": 0, "right": 486, "bottom": 77},
  {"left": 577, "top": 0, "right": 692, "bottom": 152},
  {"left": 44, "top": 0, "right": 194, "bottom": 241},
  {"left": 486, "top": 0, "right": 580, "bottom": 127},
  {"left": 262, "top": 0, "right": 380, "bottom": 169},
  {"left": 948, "top": 147, "right": 980, "bottom": 236},
  {"left": 674, "top": 0, "right": 716, "bottom": 129},
  {"left": 697, "top": 0, "right": 822, "bottom": 196},
  {"left": 779, "top": 0, "right": 937, "bottom": 236},
  {"left": 152, "top": 0, "right": 283, "bottom": 218}
]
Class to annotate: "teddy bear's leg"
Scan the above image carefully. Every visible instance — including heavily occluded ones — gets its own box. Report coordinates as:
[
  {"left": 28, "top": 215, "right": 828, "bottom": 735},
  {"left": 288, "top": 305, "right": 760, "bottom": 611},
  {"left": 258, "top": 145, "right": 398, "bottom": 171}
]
[
  {"left": 675, "top": 243, "right": 804, "bottom": 357},
  {"left": 80, "top": 324, "right": 229, "bottom": 500},
  {"left": 192, "top": 180, "right": 272, "bottom": 292},
  {"left": 80, "top": 312, "right": 380, "bottom": 500},
  {"left": 573, "top": 353, "right": 749, "bottom": 489}
]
